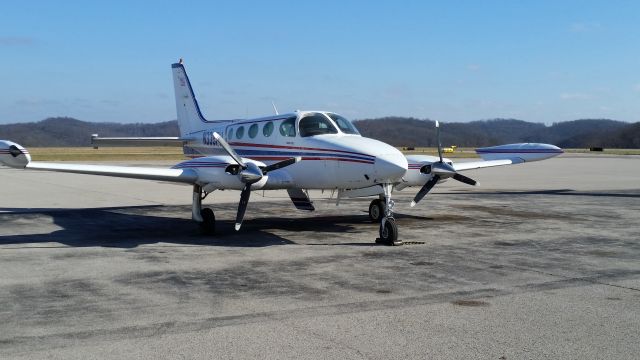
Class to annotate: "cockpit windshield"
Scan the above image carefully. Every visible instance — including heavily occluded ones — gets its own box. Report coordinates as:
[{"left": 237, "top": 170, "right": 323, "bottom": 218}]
[
  {"left": 327, "top": 113, "right": 360, "bottom": 135},
  {"left": 299, "top": 113, "right": 338, "bottom": 137}
]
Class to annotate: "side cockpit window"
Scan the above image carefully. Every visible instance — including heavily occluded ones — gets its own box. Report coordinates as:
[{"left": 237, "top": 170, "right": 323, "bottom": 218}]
[
  {"left": 279, "top": 117, "right": 296, "bottom": 137},
  {"left": 299, "top": 113, "right": 338, "bottom": 137}
]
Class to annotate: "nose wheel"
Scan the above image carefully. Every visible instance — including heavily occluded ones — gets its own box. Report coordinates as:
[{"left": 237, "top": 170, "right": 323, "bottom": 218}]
[
  {"left": 375, "top": 184, "right": 402, "bottom": 246},
  {"left": 377, "top": 217, "right": 399, "bottom": 245}
]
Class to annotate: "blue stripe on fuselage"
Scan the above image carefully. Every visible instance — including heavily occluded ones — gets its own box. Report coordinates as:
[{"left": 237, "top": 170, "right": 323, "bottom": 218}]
[{"left": 234, "top": 149, "right": 374, "bottom": 162}]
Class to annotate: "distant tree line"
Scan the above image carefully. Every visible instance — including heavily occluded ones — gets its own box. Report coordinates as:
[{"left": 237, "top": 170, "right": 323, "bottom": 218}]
[
  {"left": 0, "top": 116, "right": 638, "bottom": 148},
  {"left": 354, "top": 117, "right": 638, "bottom": 148}
]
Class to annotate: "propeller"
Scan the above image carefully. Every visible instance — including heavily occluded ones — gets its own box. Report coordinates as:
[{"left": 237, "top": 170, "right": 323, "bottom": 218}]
[
  {"left": 410, "top": 175, "right": 439, "bottom": 207},
  {"left": 410, "top": 121, "right": 479, "bottom": 207},
  {"left": 213, "top": 132, "right": 300, "bottom": 230},
  {"left": 436, "top": 120, "right": 443, "bottom": 163}
]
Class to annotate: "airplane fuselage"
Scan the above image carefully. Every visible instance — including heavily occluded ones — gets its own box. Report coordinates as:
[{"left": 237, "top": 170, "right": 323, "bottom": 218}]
[{"left": 173, "top": 111, "right": 409, "bottom": 190}]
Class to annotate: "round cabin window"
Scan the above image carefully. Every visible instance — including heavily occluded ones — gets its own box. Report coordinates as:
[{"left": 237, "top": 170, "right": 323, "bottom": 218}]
[
  {"left": 248, "top": 123, "right": 259, "bottom": 138},
  {"left": 263, "top": 121, "right": 274, "bottom": 137}
]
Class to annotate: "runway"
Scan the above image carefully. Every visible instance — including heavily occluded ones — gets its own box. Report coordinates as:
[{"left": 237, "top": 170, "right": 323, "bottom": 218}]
[{"left": 1, "top": 154, "right": 639, "bottom": 359}]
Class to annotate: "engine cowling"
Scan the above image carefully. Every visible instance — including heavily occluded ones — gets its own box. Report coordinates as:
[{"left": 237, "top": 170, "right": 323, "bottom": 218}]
[{"left": 173, "top": 156, "right": 268, "bottom": 190}]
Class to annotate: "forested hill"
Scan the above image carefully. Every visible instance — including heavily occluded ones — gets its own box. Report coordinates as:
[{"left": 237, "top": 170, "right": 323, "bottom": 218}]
[
  {"left": 354, "top": 117, "right": 638, "bottom": 148},
  {"left": 0, "top": 116, "right": 638, "bottom": 148},
  {"left": 0, "top": 117, "right": 179, "bottom": 146}
]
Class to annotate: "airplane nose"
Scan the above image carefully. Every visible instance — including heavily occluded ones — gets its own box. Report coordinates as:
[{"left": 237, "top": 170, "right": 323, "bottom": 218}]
[{"left": 374, "top": 151, "right": 408, "bottom": 181}]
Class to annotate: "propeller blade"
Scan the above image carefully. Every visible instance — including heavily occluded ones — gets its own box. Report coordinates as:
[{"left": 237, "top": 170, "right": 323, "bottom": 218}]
[
  {"left": 262, "top": 156, "right": 301, "bottom": 174},
  {"left": 435, "top": 120, "right": 443, "bottom": 163},
  {"left": 213, "top": 132, "right": 246, "bottom": 168},
  {"left": 235, "top": 184, "right": 252, "bottom": 231},
  {"left": 452, "top": 173, "right": 478, "bottom": 186},
  {"left": 410, "top": 175, "right": 440, "bottom": 207}
]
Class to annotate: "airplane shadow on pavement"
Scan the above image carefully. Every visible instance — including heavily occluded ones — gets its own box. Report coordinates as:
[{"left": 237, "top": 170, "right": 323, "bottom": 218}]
[{"left": 0, "top": 203, "right": 432, "bottom": 248}]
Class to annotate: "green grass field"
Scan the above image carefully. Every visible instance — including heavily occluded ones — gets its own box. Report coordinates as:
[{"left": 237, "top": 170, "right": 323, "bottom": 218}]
[{"left": 24, "top": 146, "right": 640, "bottom": 161}]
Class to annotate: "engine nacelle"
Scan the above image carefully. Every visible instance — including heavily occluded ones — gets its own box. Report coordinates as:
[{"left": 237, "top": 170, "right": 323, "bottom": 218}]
[
  {"left": 401, "top": 154, "right": 452, "bottom": 187},
  {"left": 173, "top": 156, "right": 268, "bottom": 190}
]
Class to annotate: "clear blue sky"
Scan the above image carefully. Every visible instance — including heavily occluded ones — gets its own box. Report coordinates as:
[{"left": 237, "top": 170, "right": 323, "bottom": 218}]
[{"left": 1, "top": 1, "right": 639, "bottom": 124}]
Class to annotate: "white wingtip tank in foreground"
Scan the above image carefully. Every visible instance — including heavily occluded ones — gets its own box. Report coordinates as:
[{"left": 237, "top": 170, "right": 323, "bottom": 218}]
[
  {"left": 0, "top": 141, "right": 31, "bottom": 168},
  {"left": 171, "top": 59, "right": 213, "bottom": 138},
  {"left": 475, "top": 143, "right": 563, "bottom": 163}
]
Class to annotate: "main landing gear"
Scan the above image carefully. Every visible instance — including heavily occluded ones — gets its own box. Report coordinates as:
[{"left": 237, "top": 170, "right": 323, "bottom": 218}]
[
  {"left": 193, "top": 184, "right": 215, "bottom": 234},
  {"left": 373, "top": 183, "right": 402, "bottom": 246},
  {"left": 368, "top": 197, "right": 384, "bottom": 222},
  {"left": 192, "top": 183, "right": 400, "bottom": 244}
]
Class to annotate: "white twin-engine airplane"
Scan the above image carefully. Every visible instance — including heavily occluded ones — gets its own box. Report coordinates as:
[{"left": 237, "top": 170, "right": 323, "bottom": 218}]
[{"left": 0, "top": 60, "right": 563, "bottom": 245}]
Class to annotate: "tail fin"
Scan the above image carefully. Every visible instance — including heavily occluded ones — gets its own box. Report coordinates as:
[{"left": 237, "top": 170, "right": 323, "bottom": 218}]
[{"left": 172, "top": 61, "right": 217, "bottom": 137}]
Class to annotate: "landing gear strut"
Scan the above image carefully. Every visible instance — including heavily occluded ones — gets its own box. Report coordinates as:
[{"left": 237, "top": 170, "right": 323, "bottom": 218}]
[
  {"left": 193, "top": 184, "right": 215, "bottom": 234},
  {"left": 376, "top": 183, "right": 401, "bottom": 246}
]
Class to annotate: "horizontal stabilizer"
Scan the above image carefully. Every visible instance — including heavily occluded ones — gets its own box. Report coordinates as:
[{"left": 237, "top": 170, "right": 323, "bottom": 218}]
[{"left": 91, "top": 134, "right": 190, "bottom": 147}]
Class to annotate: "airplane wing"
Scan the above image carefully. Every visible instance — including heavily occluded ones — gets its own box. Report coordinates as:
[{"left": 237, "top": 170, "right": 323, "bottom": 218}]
[
  {"left": 1, "top": 140, "right": 197, "bottom": 184},
  {"left": 25, "top": 162, "right": 198, "bottom": 183},
  {"left": 404, "top": 143, "right": 563, "bottom": 207},
  {"left": 452, "top": 158, "right": 521, "bottom": 172},
  {"left": 408, "top": 143, "right": 562, "bottom": 173}
]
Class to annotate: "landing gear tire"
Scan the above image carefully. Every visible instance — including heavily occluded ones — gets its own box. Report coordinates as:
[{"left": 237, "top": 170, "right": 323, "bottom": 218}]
[
  {"left": 377, "top": 218, "right": 401, "bottom": 246},
  {"left": 200, "top": 207, "right": 216, "bottom": 235},
  {"left": 369, "top": 199, "right": 384, "bottom": 222}
]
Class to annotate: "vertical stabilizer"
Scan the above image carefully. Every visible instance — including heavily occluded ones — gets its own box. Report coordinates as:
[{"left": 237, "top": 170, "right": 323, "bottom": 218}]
[{"left": 172, "top": 61, "right": 214, "bottom": 137}]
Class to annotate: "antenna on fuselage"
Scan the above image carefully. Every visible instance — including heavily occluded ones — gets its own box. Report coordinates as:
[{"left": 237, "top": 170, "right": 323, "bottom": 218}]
[{"left": 271, "top": 101, "right": 279, "bottom": 115}]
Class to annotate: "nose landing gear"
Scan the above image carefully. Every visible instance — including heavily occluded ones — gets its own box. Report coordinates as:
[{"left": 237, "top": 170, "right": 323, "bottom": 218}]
[{"left": 375, "top": 183, "right": 402, "bottom": 246}]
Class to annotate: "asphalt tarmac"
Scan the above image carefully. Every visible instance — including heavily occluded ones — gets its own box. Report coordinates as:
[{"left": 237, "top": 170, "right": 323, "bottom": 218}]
[{"left": 1, "top": 154, "right": 639, "bottom": 359}]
